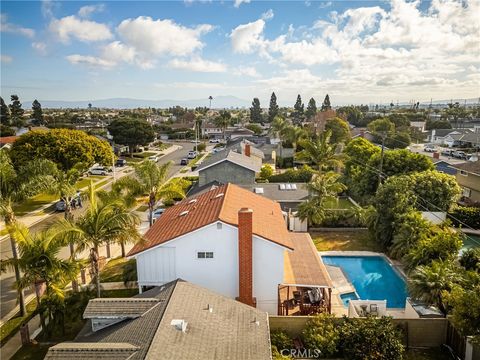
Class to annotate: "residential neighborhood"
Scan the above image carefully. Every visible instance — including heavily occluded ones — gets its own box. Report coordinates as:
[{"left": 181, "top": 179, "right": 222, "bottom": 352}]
[{"left": 1, "top": 1, "right": 480, "bottom": 360}]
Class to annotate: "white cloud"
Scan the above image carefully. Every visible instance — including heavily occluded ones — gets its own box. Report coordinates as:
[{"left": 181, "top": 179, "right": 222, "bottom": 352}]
[
  {"left": 32, "top": 42, "right": 47, "bottom": 55},
  {"left": 101, "top": 41, "right": 136, "bottom": 64},
  {"left": 0, "top": 14, "right": 35, "bottom": 38},
  {"left": 234, "top": 0, "right": 250, "bottom": 8},
  {"left": 230, "top": 19, "right": 266, "bottom": 54},
  {"left": 41, "top": 0, "right": 56, "bottom": 18},
  {"left": 1, "top": 55, "right": 13, "bottom": 63},
  {"left": 49, "top": 15, "right": 112, "bottom": 42},
  {"left": 319, "top": 1, "right": 332, "bottom": 9},
  {"left": 233, "top": 66, "right": 260, "bottom": 78},
  {"left": 168, "top": 57, "right": 227, "bottom": 72},
  {"left": 66, "top": 54, "right": 116, "bottom": 68},
  {"left": 117, "top": 16, "right": 212, "bottom": 57},
  {"left": 78, "top": 4, "right": 105, "bottom": 18},
  {"left": 261, "top": 9, "right": 274, "bottom": 20}
]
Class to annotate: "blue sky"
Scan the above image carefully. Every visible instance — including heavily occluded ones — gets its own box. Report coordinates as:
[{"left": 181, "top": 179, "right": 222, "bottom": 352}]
[{"left": 1, "top": 0, "right": 479, "bottom": 106}]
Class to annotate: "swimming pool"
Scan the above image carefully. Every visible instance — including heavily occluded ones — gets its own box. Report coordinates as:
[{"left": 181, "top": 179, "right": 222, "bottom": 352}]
[
  {"left": 322, "top": 255, "right": 408, "bottom": 308},
  {"left": 461, "top": 234, "right": 480, "bottom": 254}
]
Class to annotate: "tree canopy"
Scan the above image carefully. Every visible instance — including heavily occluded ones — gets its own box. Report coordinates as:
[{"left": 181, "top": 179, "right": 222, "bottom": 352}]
[
  {"left": 107, "top": 118, "right": 155, "bottom": 153},
  {"left": 325, "top": 117, "right": 350, "bottom": 144},
  {"left": 250, "top": 98, "right": 262, "bottom": 123},
  {"left": 9, "top": 95, "right": 25, "bottom": 128},
  {"left": 0, "top": 96, "right": 10, "bottom": 126},
  {"left": 321, "top": 94, "right": 332, "bottom": 111},
  {"left": 31, "top": 100, "right": 45, "bottom": 126},
  {"left": 10, "top": 129, "right": 114, "bottom": 170},
  {"left": 268, "top": 92, "right": 279, "bottom": 122}
]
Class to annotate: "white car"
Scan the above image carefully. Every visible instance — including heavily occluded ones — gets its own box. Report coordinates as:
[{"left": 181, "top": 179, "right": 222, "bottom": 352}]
[
  {"left": 423, "top": 145, "right": 436, "bottom": 152},
  {"left": 89, "top": 166, "right": 109, "bottom": 176},
  {"left": 187, "top": 151, "right": 197, "bottom": 159},
  {"left": 152, "top": 207, "right": 165, "bottom": 220},
  {"left": 148, "top": 155, "right": 159, "bottom": 162}
]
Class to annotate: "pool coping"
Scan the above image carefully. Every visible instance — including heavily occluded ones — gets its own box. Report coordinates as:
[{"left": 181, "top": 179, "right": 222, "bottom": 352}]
[{"left": 319, "top": 251, "right": 409, "bottom": 308}]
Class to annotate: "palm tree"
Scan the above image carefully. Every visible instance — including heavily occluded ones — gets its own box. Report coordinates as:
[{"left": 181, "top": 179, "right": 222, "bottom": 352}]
[
  {"left": 408, "top": 260, "right": 459, "bottom": 315},
  {"left": 1, "top": 223, "right": 78, "bottom": 332},
  {"left": 296, "top": 130, "right": 343, "bottom": 171},
  {"left": 0, "top": 150, "right": 53, "bottom": 315},
  {"left": 58, "top": 183, "right": 142, "bottom": 297},
  {"left": 269, "top": 116, "right": 288, "bottom": 139},
  {"left": 297, "top": 171, "right": 347, "bottom": 226},
  {"left": 213, "top": 110, "right": 232, "bottom": 141},
  {"left": 281, "top": 125, "right": 307, "bottom": 151}
]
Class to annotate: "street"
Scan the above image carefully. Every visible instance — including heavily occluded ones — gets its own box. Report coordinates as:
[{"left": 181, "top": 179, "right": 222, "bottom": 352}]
[{"left": 0, "top": 142, "right": 194, "bottom": 321}]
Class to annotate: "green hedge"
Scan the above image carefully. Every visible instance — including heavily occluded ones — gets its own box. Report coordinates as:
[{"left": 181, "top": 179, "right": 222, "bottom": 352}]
[
  {"left": 448, "top": 206, "right": 480, "bottom": 229},
  {"left": 268, "top": 165, "right": 314, "bottom": 183}
]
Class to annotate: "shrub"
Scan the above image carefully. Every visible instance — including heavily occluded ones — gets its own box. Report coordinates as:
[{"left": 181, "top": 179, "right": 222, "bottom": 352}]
[
  {"left": 197, "top": 142, "right": 206, "bottom": 152},
  {"left": 340, "top": 316, "right": 405, "bottom": 360},
  {"left": 268, "top": 165, "right": 314, "bottom": 183},
  {"left": 259, "top": 164, "right": 274, "bottom": 179},
  {"left": 301, "top": 313, "right": 341, "bottom": 358},
  {"left": 449, "top": 206, "right": 480, "bottom": 229},
  {"left": 270, "top": 329, "right": 293, "bottom": 351},
  {"left": 459, "top": 248, "right": 480, "bottom": 272}
]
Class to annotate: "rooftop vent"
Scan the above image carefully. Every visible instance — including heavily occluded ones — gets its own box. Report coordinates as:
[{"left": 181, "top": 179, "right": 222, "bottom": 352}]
[
  {"left": 254, "top": 187, "right": 264, "bottom": 194},
  {"left": 206, "top": 304, "right": 213, "bottom": 313},
  {"left": 179, "top": 210, "right": 189, "bottom": 216},
  {"left": 214, "top": 193, "right": 224, "bottom": 199},
  {"left": 188, "top": 199, "right": 197, "bottom": 204},
  {"left": 171, "top": 319, "right": 188, "bottom": 333}
]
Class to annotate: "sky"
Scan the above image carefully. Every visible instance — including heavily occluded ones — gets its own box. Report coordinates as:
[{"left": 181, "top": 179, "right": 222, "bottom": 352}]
[{"left": 1, "top": 0, "right": 479, "bottom": 106}]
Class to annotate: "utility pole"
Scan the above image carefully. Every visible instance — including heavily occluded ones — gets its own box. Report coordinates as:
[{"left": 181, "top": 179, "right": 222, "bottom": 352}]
[
  {"left": 378, "top": 131, "right": 387, "bottom": 186},
  {"left": 112, "top": 141, "right": 116, "bottom": 183}
]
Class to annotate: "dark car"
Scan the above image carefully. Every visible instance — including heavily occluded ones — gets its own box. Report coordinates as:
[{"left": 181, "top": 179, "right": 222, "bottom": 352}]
[
  {"left": 115, "top": 159, "right": 127, "bottom": 167},
  {"left": 55, "top": 193, "right": 82, "bottom": 212},
  {"left": 180, "top": 158, "right": 188, "bottom": 165}
]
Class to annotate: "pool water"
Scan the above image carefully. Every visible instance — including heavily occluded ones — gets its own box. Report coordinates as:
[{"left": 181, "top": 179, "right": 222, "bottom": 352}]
[
  {"left": 322, "top": 255, "right": 408, "bottom": 308},
  {"left": 461, "top": 234, "right": 480, "bottom": 254}
]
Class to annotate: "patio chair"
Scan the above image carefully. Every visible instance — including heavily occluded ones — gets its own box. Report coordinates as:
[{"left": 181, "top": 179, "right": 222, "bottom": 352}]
[{"left": 370, "top": 304, "right": 378, "bottom": 317}]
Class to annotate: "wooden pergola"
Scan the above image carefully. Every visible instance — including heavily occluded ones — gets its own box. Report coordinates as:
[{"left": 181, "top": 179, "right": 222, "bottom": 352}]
[{"left": 278, "top": 233, "right": 333, "bottom": 316}]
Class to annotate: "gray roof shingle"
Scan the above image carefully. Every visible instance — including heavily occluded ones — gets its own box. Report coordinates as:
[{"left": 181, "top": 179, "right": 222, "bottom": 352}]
[
  {"left": 83, "top": 298, "right": 160, "bottom": 318},
  {"left": 197, "top": 150, "right": 261, "bottom": 173}
]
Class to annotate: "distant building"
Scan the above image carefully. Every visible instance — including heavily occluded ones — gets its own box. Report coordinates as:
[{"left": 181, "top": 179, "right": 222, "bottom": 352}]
[
  {"left": 426, "top": 129, "right": 473, "bottom": 145},
  {"left": 0, "top": 136, "right": 18, "bottom": 149},
  {"left": 309, "top": 110, "right": 336, "bottom": 134},
  {"left": 451, "top": 161, "right": 480, "bottom": 202}
]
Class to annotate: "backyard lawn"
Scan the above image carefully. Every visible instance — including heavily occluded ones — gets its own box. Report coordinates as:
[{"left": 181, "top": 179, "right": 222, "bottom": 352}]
[
  {"left": 100, "top": 257, "right": 136, "bottom": 283},
  {"left": 311, "top": 230, "right": 383, "bottom": 252},
  {"left": 323, "top": 197, "right": 356, "bottom": 209}
]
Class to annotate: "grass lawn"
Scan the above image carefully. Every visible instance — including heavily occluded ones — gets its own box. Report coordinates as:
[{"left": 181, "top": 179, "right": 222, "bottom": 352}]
[
  {"left": 0, "top": 300, "right": 37, "bottom": 345},
  {"left": 311, "top": 230, "right": 383, "bottom": 252},
  {"left": 74, "top": 176, "right": 102, "bottom": 190},
  {"left": 126, "top": 157, "right": 144, "bottom": 164},
  {"left": 93, "top": 179, "right": 110, "bottom": 190},
  {"left": 132, "top": 151, "right": 157, "bottom": 158},
  {"left": 406, "top": 347, "right": 452, "bottom": 360},
  {"left": 188, "top": 154, "right": 203, "bottom": 167},
  {"left": 100, "top": 257, "right": 136, "bottom": 283},
  {"left": 12, "top": 193, "right": 58, "bottom": 216},
  {"left": 324, "top": 198, "right": 356, "bottom": 210}
]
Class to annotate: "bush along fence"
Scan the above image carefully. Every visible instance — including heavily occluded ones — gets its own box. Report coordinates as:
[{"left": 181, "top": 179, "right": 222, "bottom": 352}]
[{"left": 448, "top": 206, "right": 480, "bottom": 229}]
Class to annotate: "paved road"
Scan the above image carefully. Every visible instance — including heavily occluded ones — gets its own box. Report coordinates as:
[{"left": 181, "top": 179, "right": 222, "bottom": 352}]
[{"left": 0, "top": 142, "right": 194, "bottom": 320}]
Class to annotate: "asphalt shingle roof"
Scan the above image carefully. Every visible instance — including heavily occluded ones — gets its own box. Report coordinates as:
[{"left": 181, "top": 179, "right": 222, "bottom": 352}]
[
  {"left": 83, "top": 298, "right": 160, "bottom": 318},
  {"left": 197, "top": 150, "right": 261, "bottom": 172},
  {"left": 44, "top": 343, "right": 139, "bottom": 360},
  {"left": 451, "top": 161, "right": 480, "bottom": 176}
]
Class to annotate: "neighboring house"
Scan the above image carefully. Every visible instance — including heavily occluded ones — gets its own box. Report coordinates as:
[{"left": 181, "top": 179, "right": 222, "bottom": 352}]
[
  {"left": 226, "top": 127, "right": 255, "bottom": 140},
  {"left": 227, "top": 139, "right": 265, "bottom": 162},
  {"left": 451, "top": 161, "right": 480, "bottom": 202},
  {"left": 432, "top": 159, "right": 457, "bottom": 175},
  {"left": 444, "top": 132, "right": 480, "bottom": 149},
  {"left": 44, "top": 280, "right": 271, "bottom": 360},
  {"left": 128, "top": 183, "right": 333, "bottom": 315},
  {"left": 426, "top": 129, "right": 473, "bottom": 145},
  {"left": 0, "top": 136, "right": 18, "bottom": 149},
  {"left": 351, "top": 128, "right": 375, "bottom": 142},
  {"left": 197, "top": 149, "right": 261, "bottom": 186},
  {"left": 201, "top": 123, "right": 223, "bottom": 138},
  {"left": 239, "top": 183, "right": 309, "bottom": 212},
  {"left": 410, "top": 121, "right": 426, "bottom": 133},
  {"left": 308, "top": 110, "right": 336, "bottom": 134}
]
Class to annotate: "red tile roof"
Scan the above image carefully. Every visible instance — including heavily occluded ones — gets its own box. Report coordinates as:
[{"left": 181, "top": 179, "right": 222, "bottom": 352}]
[
  {"left": 0, "top": 136, "right": 18, "bottom": 144},
  {"left": 128, "top": 183, "right": 293, "bottom": 256}
]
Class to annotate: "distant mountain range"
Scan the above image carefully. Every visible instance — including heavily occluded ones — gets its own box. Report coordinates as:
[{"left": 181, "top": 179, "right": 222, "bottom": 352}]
[{"left": 23, "top": 96, "right": 251, "bottom": 109}]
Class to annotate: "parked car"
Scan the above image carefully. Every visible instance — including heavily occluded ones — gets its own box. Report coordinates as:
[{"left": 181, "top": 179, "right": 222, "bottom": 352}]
[
  {"left": 212, "top": 146, "right": 226, "bottom": 153},
  {"left": 148, "top": 155, "right": 159, "bottom": 162},
  {"left": 187, "top": 151, "right": 197, "bottom": 159},
  {"left": 115, "top": 159, "right": 127, "bottom": 167},
  {"left": 152, "top": 207, "right": 166, "bottom": 220},
  {"left": 453, "top": 151, "right": 468, "bottom": 160},
  {"left": 424, "top": 145, "right": 436, "bottom": 152},
  {"left": 180, "top": 158, "right": 188, "bottom": 165},
  {"left": 55, "top": 192, "right": 82, "bottom": 212},
  {"left": 209, "top": 139, "right": 220, "bottom": 143},
  {"left": 89, "top": 166, "right": 110, "bottom": 175},
  {"left": 441, "top": 149, "right": 454, "bottom": 157}
]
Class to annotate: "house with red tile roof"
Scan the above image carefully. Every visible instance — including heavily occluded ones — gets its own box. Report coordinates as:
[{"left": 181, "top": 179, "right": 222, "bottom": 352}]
[{"left": 128, "top": 183, "right": 333, "bottom": 315}]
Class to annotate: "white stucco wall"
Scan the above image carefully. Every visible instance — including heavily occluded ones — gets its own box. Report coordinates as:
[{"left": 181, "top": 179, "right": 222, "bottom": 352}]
[{"left": 134, "top": 222, "right": 285, "bottom": 314}]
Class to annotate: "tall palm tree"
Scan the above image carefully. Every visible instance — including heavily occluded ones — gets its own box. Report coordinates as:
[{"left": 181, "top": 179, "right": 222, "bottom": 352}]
[
  {"left": 408, "top": 260, "right": 459, "bottom": 315},
  {"left": 213, "top": 110, "right": 232, "bottom": 141},
  {"left": 0, "top": 150, "right": 53, "bottom": 315},
  {"left": 296, "top": 129, "right": 343, "bottom": 171},
  {"left": 297, "top": 171, "right": 347, "bottom": 226},
  {"left": 1, "top": 223, "right": 78, "bottom": 332},
  {"left": 269, "top": 116, "right": 288, "bottom": 139},
  {"left": 58, "top": 183, "right": 142, "bottom": 298},
  {"left": 128, "top": 161, "right": 186, "bottom": 226}
]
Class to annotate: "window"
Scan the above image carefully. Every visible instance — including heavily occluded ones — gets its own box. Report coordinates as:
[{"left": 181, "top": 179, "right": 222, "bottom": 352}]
[
  {"left": 197, "top": 251, "right": 214, "bottom": 259},
  {"left": 460, "top": 170, "right": 468, "bottom": 176},
  {"left": 216, "top": 222, "right": 222, "bottom": 230}
]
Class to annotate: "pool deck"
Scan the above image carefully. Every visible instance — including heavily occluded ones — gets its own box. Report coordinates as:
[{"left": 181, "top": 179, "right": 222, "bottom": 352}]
[{"left": 319, "top": 251, "right": 408, "bottom": 318}]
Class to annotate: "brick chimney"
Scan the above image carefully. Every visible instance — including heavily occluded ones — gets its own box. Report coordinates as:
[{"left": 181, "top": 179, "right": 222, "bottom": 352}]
[
  {"left": 244, "top": 143, "right": 251, "bottom": 157},
  {"left": 238, "top": 208, "right": 255, "bottom": 307}
]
